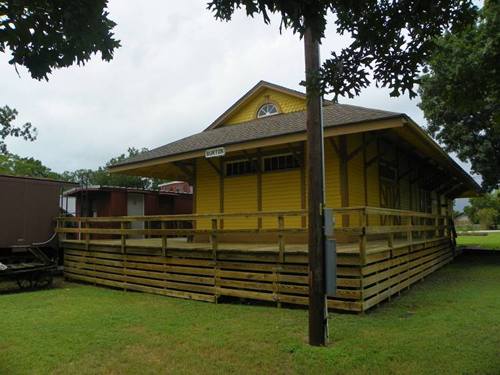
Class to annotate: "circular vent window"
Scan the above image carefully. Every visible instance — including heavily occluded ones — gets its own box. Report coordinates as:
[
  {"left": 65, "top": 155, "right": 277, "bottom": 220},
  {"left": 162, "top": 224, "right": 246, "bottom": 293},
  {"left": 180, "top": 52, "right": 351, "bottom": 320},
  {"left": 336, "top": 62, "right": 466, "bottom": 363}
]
[{"left": 257, "top": 103, "right": 279, "bottom": 118}]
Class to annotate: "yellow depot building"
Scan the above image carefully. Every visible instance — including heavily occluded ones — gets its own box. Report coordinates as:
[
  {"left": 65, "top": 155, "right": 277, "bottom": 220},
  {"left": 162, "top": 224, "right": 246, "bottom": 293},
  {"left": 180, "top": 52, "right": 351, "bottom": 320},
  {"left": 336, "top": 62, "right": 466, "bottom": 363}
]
[
  {"left": 110, "top": 81, "right": 477, "bottom": 232},
  {"left": 61, "top": 81, "right": 480, "bottom": 312}
]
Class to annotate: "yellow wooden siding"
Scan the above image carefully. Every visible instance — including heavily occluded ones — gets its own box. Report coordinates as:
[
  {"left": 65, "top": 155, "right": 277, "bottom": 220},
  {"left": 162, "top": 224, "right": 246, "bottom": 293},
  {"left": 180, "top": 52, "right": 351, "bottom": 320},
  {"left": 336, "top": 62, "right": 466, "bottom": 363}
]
[
  {"left": 399, "top": 155, "right": 411, "bottom": 210},
  {"left": 196, "top": 159, "right": 220, "bottom": 229},
  {"left": 194, "top": 133, "right": 440, "bottom": 231},
  {"left": 366, "top": 140, "right": 379, "bottom": 208},
  {"left": 399, "top": 176, "right": 411, "bottom": 210},
  {"left": 365, "top": 139, "right": 380, "bottom": 225},
  {"left": 224, "top": 88, "right": 306, "bottom": 126},
  {"left": 324, "top": 139, "right": 341, "bottom": 208},
  {"left": 262, "top": 170, "right": 302, "bottom": 228},
  {"left": 347, "top": 134, "right": 365, "bottom": 207},
  {"left": 224, "top": 175, "right": 258, "bottom": 229}
]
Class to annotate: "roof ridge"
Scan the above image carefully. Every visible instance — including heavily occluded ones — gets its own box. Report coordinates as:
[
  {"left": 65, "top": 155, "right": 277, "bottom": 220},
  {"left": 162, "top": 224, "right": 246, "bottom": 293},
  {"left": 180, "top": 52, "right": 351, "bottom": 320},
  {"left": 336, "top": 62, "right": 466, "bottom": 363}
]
[{"left": 333, "top": 101, "right": 399, "bottom": 115}]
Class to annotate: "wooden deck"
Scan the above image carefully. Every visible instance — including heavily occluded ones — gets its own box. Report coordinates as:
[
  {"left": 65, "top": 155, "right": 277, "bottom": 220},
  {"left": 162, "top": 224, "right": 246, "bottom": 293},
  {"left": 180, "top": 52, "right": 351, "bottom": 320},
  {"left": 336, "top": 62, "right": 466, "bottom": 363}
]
[
  {"left": 61, "top": 236, "right": 444, "bottom": 258},
  {"left": 58, "top": 207, "right": 457, "bottom": 312}
]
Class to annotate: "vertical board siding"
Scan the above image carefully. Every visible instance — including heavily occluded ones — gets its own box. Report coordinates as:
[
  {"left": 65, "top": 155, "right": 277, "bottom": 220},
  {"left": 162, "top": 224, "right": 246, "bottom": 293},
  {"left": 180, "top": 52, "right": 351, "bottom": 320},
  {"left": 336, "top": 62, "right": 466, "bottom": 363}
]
[
  {"left": 262, "top": 170, "right": 302, "bottom": 228},
  {"left": 399, "top": 155, "right": 411, "bottom": 210},
  {"left": 224, "top": 175, "right": 258, "bottom": 229},
  {"left": 366, "top": 140, "right": 380, "bottom": 207},
  {"left": 347, "top": 134, "right": 365, "bottom": 224},
  {"left": 324, "top": 138, "right": 343, "bottom": 225},
  {"left": 324, "top": 139, "right": 341, "bottom": 208},
  {"left": 196, "top": 159, "right": 220, "bottom": 229},
  {"left": 347, "top": 134, "right": 365, "bottom": 207}
]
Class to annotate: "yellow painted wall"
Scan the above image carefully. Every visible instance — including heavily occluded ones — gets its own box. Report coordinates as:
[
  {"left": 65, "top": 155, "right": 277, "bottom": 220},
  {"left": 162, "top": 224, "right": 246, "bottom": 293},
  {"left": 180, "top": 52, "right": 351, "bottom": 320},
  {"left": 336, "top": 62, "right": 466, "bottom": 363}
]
[
  {"left": 223, "top": 88, "right": 306, "bottom": 126},
  {"left": 399, "top": 155, "right": 411, "bottom": 210},
  {"left": 324, "top": 140, "right": 341, "bottom": 208},
  {"left": 366, "top": 140, "right": 380, "bottom": 208},
  {"left": 347, "top": 134, "right": 365, "bottom": 207},
  {"left": 196, "top": 158, "right": 220, "bottom": 229},
  {"left": 224, "top": 174, "right": 258, "bottom": 229},
  {"left": 261, "top": 169, "right": 302, "bottom": 228},
  {"left": 194, "top": 133, "right": 455, "bottom": 232}
]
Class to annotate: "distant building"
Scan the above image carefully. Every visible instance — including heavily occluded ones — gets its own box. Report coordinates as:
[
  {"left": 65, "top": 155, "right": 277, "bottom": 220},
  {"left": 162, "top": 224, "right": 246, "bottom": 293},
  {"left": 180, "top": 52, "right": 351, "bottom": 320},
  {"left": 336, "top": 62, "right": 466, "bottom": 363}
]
[
  {"left": 64, "top": 185, "right": 192, "bottom": 218},
  {"left": 454, "top": 213, "right": 472, "bottom": 226},
  {"left": 159, "top": 181, "right": 192, "bottom": 194}
]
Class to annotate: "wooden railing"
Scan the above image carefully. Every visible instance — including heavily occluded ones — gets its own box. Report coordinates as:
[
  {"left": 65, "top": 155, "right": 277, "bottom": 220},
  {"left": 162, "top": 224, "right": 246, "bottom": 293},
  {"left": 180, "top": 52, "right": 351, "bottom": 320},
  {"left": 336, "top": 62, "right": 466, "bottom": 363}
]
[
  {"left": 57, "top": 207, "right": 453, "bottom": 265},
  {"left": 331, "top": 206, "right": 453, "bottom": 263},
  {"left": 57, "top": 210, "right": 308, "bottom": 262}
]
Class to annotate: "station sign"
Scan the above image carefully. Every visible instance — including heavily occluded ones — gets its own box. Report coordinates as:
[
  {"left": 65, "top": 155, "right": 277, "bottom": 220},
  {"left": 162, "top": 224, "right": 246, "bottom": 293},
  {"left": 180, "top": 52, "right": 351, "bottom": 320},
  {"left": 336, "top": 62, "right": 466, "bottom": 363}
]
[{"left": 205, "top": 147, "right": 226, "bottom": 159}]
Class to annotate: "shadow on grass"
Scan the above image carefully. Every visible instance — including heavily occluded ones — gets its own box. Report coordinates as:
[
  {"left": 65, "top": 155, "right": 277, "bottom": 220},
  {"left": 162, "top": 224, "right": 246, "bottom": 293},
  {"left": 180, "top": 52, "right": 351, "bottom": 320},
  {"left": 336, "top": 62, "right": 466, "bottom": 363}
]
[{"left": 457, "top": 250, "right": 500, "bottom": 264}]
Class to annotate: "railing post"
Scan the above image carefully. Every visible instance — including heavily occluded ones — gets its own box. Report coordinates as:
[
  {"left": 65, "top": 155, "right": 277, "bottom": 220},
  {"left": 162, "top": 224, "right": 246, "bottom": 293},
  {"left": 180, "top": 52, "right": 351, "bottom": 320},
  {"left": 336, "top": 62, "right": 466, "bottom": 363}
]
[
  {"left": 359, "top": 208, "right": 367, "bottom": 265},
  {"left": 84, "top": 220, "right": 90, "bottom": 252},
  {"left": 422, "top": 216, "right": 428, "bottom": 242},
  {"left": 388, "top": 232, "right": 394, "bottom": 251},
  {"left": 407, "top": 216, "right": 413, "bottom": 246},
  {"left": 278, "top": 215, "right": 285, "bottom": 263},
  {"left": 161, "top": 221, "right": 167, "bottom": 257},
  {"left": 56, "top": 218, "right": 62, "bottom": 241},
  {"left": 211, "top": 218, "right": 218, "bottom": 260},
  {"left": 120, "top": 221, "right": 126, "bottom": 254},
  {"left": 406, "top": 215, "right": 413, "bottom": 291},
  {"left": 211, "top": 217, "right": 219, "bottom": 304}
]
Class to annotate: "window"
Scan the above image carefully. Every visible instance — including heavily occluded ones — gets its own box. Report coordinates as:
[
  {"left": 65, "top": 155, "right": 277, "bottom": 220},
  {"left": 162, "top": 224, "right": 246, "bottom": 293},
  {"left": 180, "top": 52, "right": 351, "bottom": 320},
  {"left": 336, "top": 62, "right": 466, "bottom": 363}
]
[
  {"left": 225, "top": 159, "right": 257, "bottom": 177},
  {"left": 263, "top": 153, "right": 299, "bottom": 172},
  {"left": 257, "top": 103, "right": 279, "bottom": 118}
]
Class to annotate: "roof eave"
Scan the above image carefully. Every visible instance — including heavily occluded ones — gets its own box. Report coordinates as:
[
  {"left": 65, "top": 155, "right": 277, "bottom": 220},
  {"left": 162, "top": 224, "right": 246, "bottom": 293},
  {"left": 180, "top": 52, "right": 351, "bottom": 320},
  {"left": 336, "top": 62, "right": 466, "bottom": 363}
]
[
  {"left": 401, "top": 115, "right": 481, "bottom": 196},
  {"left": 109, "top": 116, "right": 405, "bottom": 175}
]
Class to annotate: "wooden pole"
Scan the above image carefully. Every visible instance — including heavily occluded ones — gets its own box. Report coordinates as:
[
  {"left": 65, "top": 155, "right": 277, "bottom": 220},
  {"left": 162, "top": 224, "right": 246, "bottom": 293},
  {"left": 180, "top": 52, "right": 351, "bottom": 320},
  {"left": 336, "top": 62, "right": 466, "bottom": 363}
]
[{"left": 304, "top": 26, "right": 328, "bottom": 346}]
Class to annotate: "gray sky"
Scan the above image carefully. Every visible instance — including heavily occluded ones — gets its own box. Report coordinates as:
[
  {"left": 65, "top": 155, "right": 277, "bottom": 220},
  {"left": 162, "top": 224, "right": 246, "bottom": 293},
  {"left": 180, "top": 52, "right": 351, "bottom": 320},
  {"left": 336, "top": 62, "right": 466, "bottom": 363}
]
[{"left": 0, "top": 0, "right": 474, "bottom": 186}]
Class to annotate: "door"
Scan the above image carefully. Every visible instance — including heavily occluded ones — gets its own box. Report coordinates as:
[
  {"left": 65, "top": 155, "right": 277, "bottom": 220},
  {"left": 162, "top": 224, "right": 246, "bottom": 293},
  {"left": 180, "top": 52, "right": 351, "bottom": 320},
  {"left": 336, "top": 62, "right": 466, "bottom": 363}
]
[{"left": 127, "top": 193, "right": 144, "bottom": 238}]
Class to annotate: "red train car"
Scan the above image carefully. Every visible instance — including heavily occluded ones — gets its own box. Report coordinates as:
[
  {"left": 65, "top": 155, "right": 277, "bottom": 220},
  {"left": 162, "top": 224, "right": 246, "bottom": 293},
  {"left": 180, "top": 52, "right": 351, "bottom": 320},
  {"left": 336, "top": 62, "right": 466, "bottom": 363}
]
[
  {"left": 64, "top": 185, "right": 193, "bottom": 218},
  {"left": 0, "top": 174, "right": 76, "bottom": 289}
]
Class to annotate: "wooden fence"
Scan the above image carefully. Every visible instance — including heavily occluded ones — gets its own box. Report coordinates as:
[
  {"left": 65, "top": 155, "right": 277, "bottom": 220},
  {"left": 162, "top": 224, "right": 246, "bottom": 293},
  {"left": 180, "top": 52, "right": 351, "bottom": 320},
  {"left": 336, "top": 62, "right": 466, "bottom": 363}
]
[{"left": 57, "top": 207, "right": 456, "bottom": 312}]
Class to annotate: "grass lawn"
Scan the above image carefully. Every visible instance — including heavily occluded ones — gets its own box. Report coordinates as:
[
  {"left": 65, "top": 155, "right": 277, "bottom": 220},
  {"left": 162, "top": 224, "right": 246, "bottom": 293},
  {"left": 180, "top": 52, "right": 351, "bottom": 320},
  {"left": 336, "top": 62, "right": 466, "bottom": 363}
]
[
  {"left": 1, "top": 253, "right": 499, "bottom": 375},
  {"left": 457, "top": 232, "right": 500, "bottom": 250}
]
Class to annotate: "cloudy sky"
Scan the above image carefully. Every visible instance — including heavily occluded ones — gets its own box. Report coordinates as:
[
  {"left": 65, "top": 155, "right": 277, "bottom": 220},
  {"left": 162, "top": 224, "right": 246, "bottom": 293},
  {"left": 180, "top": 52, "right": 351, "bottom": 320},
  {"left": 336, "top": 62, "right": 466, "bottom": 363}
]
[{"left": 1, "top": 0, "right": 471, "bottom": 183}]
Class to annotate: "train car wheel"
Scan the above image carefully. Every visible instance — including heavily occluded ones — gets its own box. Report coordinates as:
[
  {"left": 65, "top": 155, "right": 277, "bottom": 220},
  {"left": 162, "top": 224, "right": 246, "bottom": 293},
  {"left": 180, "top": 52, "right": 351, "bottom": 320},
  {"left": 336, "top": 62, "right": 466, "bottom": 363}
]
[
  {"left": 17, "top": 276, "right": 33, "bottom": 290},
  {"left": 34, "top": 272, "right": 53, "bottom": 288}
]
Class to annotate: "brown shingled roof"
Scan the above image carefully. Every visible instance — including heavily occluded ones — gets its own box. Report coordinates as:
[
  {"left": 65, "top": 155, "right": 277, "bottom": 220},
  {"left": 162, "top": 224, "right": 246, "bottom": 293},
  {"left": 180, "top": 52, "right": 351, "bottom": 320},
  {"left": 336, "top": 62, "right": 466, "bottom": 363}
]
[{"left": 112, "top": 102, "right": 401, "bottom": 168}]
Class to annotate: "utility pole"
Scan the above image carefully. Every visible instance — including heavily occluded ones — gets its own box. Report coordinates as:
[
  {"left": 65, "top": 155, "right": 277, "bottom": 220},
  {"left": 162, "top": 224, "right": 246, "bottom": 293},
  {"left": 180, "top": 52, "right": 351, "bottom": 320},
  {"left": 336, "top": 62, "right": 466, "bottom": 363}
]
[{"left": 304, "top": 26, "right": 328, "bottom": 346}]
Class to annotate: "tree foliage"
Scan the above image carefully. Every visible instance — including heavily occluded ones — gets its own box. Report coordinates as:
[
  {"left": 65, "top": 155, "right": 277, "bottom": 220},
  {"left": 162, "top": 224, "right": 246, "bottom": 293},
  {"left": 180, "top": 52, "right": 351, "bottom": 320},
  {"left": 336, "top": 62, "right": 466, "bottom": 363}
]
[
  {"left": 207, "top": 0, "right": 477, "bottom": 99},
  {"left": 0, "top": 152, "right": 59, "bottom": 179},
  {"left": 419, "top": 2, "right": 500, "bottom": 191},
  {"left": 1, "top": 0, "right": 120, "bottom": 154},
  {"left": 463, "top": 190, "right": 500, "bottom": 228},
  {"left": 0, "top": 106, "right": 37, "bottom": 154},
  {"left": 61, "top": 148, "right": 165, "bottom": 189},
  {"left": 0, "top": 0, "right": 120, "bottom": 80},
  {"left": 1, "top": 148, "right": 165, "bottom": 190}
]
